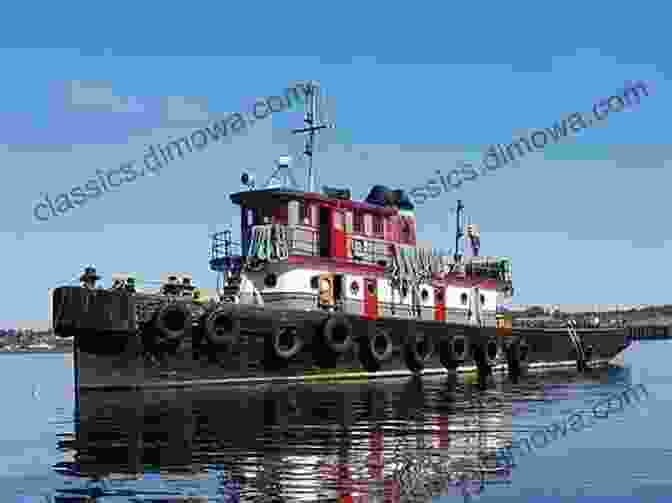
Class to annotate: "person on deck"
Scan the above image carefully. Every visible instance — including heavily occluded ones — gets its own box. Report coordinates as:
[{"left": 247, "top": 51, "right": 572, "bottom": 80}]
[{"left": 79, "top": 267, "right": 101, "bottom": 289}]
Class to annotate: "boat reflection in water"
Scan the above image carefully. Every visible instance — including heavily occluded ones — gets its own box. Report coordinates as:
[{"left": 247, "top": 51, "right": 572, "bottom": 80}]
[{"left": 53, "top": 366, "right": 632, "bottom": 502}]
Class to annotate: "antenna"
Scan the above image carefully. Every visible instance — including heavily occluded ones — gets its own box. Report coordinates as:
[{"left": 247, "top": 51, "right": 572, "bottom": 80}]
[
  {"left": 292, "top": 81, "right": 333, "bottom": 193},
  {"left": 454, "top": 200, "right": 465, "bottom": 262},
  {"left": 466, "top": 221, "right": 480, "bottom": 257}
]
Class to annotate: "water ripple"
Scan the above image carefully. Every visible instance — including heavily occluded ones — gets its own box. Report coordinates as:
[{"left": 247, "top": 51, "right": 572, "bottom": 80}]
[{"left": 33, "top": 366, "right": 637, "bottom": 501}]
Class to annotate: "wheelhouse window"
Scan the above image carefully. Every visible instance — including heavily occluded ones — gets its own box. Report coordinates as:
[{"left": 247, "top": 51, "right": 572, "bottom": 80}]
[
  {"left": 255, "top": 208, "right": 273, "bottom": 225},
  {"left": 301, "top": 202, "right": 312, "bottom": 226},
  {"left": 272, "top": 204, "right": 288, "bottom": 224},
  {"left": 353, "top": 211, "right": 364, "bottom": 234},
  {"left": 373, "top": 215, "right": 384, "bottom": 238},
  {"left": 333, "top": 210, "right": 344, "bottom": 230},
  {"left": 401, "top": 218, "right": 412, "bottom": 244}
]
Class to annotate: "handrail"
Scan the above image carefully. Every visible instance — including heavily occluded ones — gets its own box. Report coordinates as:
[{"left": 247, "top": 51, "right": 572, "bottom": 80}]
[
  {"left": 211, "top": 224, "right": 512, "bottom": 282},
  {"left": 566, "top": 319, "right": 586, "bottom": 364},
  {"left": 511, "top": 319, "right": 626, "bottom": 329},
  {"left": 286, "top": 225, "right": 394, "bottom": 266},
  {"left": 210, "top": 231, "right": 241, "bottom": 261}
]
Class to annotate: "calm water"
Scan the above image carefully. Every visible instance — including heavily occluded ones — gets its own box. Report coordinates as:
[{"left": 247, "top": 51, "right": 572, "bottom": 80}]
[{"left": 1, "top": 341, "right": 670, "bottom": 502}]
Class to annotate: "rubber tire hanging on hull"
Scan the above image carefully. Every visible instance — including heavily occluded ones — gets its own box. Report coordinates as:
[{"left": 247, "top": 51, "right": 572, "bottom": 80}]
[
  {"left": 272, "top": 326, "right": 304, "bottom": 360},
  {"left": 322, "top": 315, "right": 354, "bottom": 354},
  {"left": 485, "top": 337, "right": 499, "bottom": 366},
  {"left": 263, "top": 324, "right": 305, "bottom": 371},
  {"left": 506, "top": 337, "right": 529, "bottom": 379},
  {"left": 153, "top": 303, "right": 190, "bottom": 344},
  {"left": 315, "top": 314, "right": 354, "bottom": 367},
  {"left": 404, "top": 327, "right": 434, "bottom": 374},
  {"left": 472, "top": 345, "right": 491, "bottom": 379},
  {"left": 144, "top": 303, "right": 191, "bottom": 357},
  {"left": 203, "top": 307, "right": 240, "bottom": 351},
  {"left": 359, "top": 328, "right": 394, "bottom": 372},
  {"left": 439, "top": 335, "right": 467, "bottom": 370}
]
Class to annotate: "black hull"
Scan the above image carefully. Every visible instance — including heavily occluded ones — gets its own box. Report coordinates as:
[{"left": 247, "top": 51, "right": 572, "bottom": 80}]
[
  {"left": 53, "top": 286, "right": 630, "bottom": 390},
  {"left": 71, "top": 322, "right": 630, "bottom": 391}
]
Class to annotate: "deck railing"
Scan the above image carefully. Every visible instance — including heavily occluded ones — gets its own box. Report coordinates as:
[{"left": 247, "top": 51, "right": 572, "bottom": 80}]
[
  {"left": 209, "top": 230, "right": 242, "bottom": 272},
  {"left": 286, "top": 225, "right": 395, "bottom": 266},
  {"left": 511, "top": 318, "right": 627, "bottom": 329},
  {"left": 210, "top": 224, "right": 512, "bottom": 282}
]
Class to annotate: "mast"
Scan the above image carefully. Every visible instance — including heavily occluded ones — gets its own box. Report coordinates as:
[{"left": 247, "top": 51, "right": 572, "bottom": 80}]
[
  {"left": 466, "top": 222, "right": 480, "bottom": 257},
  {"left": 454, "top": 199, "right": 465, "bottom": 262},
  {"left": 291, "top": 81, "right": 332, "bottom": 192}
]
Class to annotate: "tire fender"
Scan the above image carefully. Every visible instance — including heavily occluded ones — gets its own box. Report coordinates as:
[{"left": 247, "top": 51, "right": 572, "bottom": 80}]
[
  {"left": 485, "top": 337, "right": 499, "bottom": 365},
  {"left": 272, "top": 326, "right": 304, "bottom": 359},
  {"left": 153, "top": 302, "right": 191, "bottom": 344},
  {"left": 204, "top": 307, "right": 240, "bottom": 346},
  {"left": 439, "top": 334, "right": 467, "bottom": 370},
  {"left": 359, "top": 328, "right": 394, "bottom": 372},
  {"left": 405, "top": 329, "right": 434, "bottom": 373},
  {"left": 322, "top": 316, "right": 354, "bottom": 354}
]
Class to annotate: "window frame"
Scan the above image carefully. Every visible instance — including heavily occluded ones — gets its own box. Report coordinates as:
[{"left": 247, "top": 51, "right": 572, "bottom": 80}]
[
  {"left": 353, "top": 211, "right": 365, "bottom": 234},
  {"left": 400, "top": 218, "right": 412, "bottom": 244},
  {"left": 301, "top": 202, "right": 312, "bottom": 225},
  {"left": 372, "top": 215, "right": 384, "bottom": 238}
]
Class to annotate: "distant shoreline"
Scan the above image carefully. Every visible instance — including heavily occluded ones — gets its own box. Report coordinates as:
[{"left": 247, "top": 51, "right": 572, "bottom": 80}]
[{"left": 0, "top": 348, "right": 73, "bottom": 354}]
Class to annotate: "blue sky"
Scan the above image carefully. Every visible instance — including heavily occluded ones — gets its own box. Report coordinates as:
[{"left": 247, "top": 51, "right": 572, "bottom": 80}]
[{"left": 0, "top": 1, "right": 668, "bottom": 329}]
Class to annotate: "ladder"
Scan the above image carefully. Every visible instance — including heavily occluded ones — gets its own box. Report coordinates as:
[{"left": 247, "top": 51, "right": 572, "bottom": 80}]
[{"left": 566, "top": 319, "right": 586, "bottom": 369}]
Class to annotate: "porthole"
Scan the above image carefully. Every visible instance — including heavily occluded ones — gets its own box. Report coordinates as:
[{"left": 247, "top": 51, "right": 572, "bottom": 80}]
[
  {"left": 350, "top": 281, "right": 360, "bottom": 295},
  {"left": 460, "top": 293, "right": 468, "bottom": 305},
  {"left": 264, "top": 273, "right": 278, "bottom": 288},
  {"left": 421, "top": 289, "right": 429, "bottom": 301},
  {"left": 480, "top": 294, "right": 486, "bottom": 306}
]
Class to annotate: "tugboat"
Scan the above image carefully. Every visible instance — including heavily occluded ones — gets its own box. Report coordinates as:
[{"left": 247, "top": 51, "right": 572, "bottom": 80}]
[{"left": 51, "top": 81, "right": 631, "bottom": 390}]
